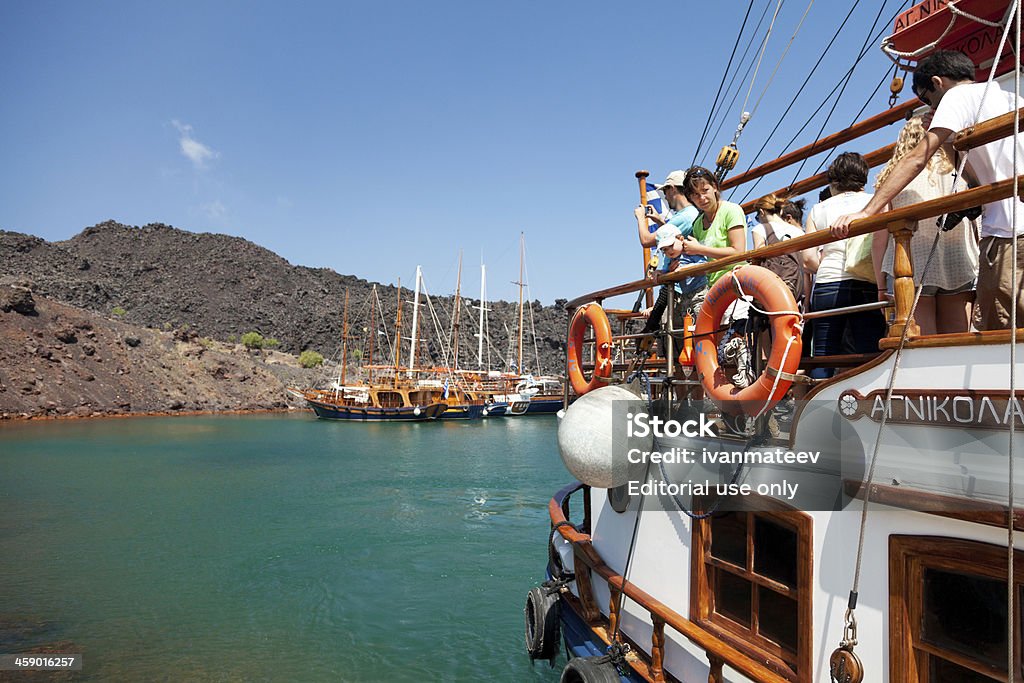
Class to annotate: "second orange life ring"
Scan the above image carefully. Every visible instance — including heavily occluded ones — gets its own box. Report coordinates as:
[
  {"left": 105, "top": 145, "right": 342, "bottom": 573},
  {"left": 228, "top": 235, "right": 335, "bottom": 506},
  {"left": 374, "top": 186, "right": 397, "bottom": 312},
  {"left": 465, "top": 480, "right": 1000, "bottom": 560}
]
[
  {"left": 694, "top": 266, "right": 802, "bottom": 416},
  {"left": 567, "top": 303, "right": 613, "bottom": 395}
]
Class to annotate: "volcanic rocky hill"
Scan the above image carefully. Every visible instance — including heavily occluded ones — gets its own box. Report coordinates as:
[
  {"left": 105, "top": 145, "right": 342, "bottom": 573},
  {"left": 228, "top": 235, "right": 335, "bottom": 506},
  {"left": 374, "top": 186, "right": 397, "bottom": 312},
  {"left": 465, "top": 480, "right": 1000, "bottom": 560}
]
[{"left": 0, "top": 221, "right": 568, "bottom": 375}]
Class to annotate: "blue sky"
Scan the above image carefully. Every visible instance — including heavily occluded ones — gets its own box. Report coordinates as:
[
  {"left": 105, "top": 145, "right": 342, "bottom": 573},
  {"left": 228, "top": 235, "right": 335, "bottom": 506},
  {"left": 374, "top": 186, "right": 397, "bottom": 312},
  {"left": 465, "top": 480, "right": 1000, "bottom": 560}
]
[{"left": 0, "top": 0, "right": 913, "bottom": 304}]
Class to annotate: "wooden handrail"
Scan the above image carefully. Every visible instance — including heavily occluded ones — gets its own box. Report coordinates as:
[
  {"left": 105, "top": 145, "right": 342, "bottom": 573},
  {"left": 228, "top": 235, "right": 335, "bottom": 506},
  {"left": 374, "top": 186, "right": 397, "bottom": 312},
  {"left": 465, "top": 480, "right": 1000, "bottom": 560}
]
[
  {"left": 567, "top": 174, "right": 1024, "bottom": 310},
  {"left": 953, "top": 107, "right": 1024, "bottom": 151},
  {"left": 548, "top": 483, "right": 791, "bottom": 683},
  {"left": 720, "top": 100, "right": 918, "bottom": 190}
]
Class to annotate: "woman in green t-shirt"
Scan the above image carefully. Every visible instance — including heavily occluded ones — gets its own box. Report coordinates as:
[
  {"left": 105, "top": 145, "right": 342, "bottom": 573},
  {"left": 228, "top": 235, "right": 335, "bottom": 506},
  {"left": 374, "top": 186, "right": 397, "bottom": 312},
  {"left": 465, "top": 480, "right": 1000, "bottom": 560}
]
[{"left": 679, "top": 166, "right": 748, "bottom": 286}]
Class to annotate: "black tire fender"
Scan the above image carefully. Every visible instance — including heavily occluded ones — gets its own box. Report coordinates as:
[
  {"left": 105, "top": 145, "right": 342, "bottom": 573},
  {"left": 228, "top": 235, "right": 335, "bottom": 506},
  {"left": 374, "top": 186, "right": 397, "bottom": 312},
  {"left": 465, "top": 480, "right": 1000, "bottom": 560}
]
[
  {"left": 559, "top": 655, "right": 622, "bottom": 683},
  {"left": 524, "top": 585, "right": 560, "bottom": 660}
]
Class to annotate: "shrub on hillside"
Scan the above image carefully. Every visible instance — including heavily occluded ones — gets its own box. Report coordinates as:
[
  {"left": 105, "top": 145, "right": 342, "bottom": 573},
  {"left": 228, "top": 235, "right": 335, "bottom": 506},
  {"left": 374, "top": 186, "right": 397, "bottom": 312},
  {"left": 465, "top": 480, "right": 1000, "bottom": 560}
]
[
  {"left": 299, "top": 350, "right": 324, "bottom": 368},
  {"left": 241, "top": 332, "right": 265, "bottom": 349}
]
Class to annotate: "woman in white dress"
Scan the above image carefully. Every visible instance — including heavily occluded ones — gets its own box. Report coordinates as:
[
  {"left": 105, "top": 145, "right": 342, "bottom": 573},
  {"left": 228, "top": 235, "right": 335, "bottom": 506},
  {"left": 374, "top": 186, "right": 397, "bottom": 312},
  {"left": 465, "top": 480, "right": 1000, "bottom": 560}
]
[{"left": 871, "top": 116, "right": 979, "bottom": 334}]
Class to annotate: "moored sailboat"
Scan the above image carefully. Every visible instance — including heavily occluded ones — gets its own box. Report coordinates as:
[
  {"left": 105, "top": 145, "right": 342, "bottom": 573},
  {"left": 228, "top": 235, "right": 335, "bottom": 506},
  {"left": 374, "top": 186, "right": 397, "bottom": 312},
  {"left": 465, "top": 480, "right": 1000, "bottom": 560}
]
[{"left": 291, "top": 284, "right": 447, "bottom": 422}]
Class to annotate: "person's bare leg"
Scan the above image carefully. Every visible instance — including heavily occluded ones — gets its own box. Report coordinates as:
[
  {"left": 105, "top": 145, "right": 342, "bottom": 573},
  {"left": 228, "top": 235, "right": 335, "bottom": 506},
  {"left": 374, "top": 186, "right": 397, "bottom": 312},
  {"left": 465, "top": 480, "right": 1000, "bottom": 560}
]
[
  {"left": 935, "top": 292, "right": 974, "bottom": 334},
  {"left": 914, "top": 296, "right": 937, "bottom": 336}
]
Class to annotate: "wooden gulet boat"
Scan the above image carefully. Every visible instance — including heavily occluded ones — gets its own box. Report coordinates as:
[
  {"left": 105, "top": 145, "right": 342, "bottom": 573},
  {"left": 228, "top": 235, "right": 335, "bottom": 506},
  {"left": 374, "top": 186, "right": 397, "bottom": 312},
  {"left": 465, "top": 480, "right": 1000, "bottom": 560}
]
[
  {"left": 291, "top": 284, "right": 448, "bottom": 422},
  {"left": 523, "top": 3, "right": 1024, "bottom": 681}
]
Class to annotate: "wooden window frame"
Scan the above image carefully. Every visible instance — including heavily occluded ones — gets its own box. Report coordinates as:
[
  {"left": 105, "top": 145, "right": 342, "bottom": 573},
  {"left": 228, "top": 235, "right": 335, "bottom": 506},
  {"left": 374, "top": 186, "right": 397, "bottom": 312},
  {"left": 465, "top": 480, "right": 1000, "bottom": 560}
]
[
  {"left": 691, "top": 504, "right": 813, "bottom": 683},
  {"left": 890, "top": 535, "right": 1024, "bottom": 682}
]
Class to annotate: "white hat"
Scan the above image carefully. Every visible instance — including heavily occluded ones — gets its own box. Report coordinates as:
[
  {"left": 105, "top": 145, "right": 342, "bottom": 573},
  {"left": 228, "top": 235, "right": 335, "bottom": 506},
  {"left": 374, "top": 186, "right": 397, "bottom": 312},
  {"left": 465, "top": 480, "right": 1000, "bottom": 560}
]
[
  {"left": 655, "top": 224, "right": 682, "bottom": 250},
  {"left": 656, "top": 170, "right": 688, "bottom": 190}
]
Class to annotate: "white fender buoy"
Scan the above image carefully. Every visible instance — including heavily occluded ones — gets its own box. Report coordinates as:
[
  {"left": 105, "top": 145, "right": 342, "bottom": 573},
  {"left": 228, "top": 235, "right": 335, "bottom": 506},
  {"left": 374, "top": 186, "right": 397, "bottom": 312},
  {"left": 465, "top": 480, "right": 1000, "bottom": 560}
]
[
  {"left": 414, "top": 407, "right": 421, "bottom": 416},
  {"left": 557, "top": 384, "right": 651, "bottom": 488}
]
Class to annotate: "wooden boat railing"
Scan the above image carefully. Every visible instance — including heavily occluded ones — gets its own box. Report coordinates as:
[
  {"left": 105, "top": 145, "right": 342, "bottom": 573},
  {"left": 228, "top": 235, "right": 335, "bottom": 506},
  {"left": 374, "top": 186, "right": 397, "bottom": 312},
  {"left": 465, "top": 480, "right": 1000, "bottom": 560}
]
[
  {"left": 568, "top": 107, "right": 1024, "bottom": 354},
  {"left": 550, "top": 481, "right": 790, "bottom": 683}
]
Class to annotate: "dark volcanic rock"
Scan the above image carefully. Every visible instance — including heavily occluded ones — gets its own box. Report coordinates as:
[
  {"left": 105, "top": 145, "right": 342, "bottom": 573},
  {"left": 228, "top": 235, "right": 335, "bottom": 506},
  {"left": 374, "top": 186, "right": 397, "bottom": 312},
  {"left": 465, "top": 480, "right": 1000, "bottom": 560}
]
[
  {"left": 0, "top": 285, "right": 36, "bottom": 315},
  {"left": 0, "top": 222, "right": 567, "bottom": 374}
]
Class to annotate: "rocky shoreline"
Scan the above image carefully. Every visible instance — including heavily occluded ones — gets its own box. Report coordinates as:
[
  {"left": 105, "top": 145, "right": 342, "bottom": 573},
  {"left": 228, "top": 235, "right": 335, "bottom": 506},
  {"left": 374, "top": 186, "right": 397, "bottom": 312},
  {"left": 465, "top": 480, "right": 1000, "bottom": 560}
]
[{"left": 0, "top": 281, "right": 318, "bottom": 421}]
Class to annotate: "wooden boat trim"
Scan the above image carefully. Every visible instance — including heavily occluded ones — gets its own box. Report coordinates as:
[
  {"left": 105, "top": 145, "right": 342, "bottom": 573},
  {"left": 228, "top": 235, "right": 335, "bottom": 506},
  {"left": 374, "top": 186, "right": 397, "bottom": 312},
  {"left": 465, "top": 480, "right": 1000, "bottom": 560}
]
[
  {"left": 549, "top": 482, "right": 791, "bottom": 683},
  {"left": 879, "top": 327, "right": 1024, "bottom": 349},
  {"left": 953, "top": 106, "right": 1024, "bottom": 151},
  {"left": 844, "top": 479, "right": 1024, "bottom": 532},
  {"left": 720, "top": 100, "right": 918, "bottom": 190}
]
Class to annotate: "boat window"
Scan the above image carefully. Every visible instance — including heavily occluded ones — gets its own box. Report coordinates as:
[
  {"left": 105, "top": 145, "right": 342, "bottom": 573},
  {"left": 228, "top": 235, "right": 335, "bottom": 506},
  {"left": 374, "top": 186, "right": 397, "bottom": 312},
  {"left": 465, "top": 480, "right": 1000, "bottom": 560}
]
[
  {"left": 922, "top": 568, "right": 1006, "bottom": 669},
  {"left": 407, "top": 390, "right": 432, "bottom": 405},
  {"left": 891, "top": 536, "right": 1022, "bottom": 682},
  {"left": 709, "top": 512, "right": 746, "bottom": 567},
  {"left": 754, "top": 517, "right": 798, "bottom": 586},
  {"left": 694, "top": 508, "right": 811, "bottom": 682},
  {"left": 376, "top": 391, "right": 403, "bottom": 408}
]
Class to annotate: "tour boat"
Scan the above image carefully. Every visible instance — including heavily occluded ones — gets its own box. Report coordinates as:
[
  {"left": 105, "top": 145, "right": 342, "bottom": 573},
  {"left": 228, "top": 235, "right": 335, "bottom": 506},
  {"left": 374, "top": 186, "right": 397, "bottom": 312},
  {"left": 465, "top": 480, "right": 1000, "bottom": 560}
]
[{"left": 524, "top": 3, "right": 1024, "bottom": 681}]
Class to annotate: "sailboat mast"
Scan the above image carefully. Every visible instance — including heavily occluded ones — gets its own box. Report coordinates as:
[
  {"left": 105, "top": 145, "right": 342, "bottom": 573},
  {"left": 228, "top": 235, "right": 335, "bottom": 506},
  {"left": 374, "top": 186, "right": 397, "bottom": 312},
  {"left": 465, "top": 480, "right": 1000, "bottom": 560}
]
[
  {"left": 478, "top": 263, "right": 486, "bottom": 369},
  {"left": 341, "top": 289, "right": 349, "bottom": 386},
  {"left": 408, "top": 266, "right": 422, "bottom": 376},
  {"left": 367, "top": 285, "right": 377, "bottom": 368},
  {"left": 451, "top": 252, "right": 463, "bottom": 372},
  {"left": 517, "top": 232, "right": 524, "bottom": 373},
  {"left": 393, "top": 278, "right": 402, "bottom": 388}
]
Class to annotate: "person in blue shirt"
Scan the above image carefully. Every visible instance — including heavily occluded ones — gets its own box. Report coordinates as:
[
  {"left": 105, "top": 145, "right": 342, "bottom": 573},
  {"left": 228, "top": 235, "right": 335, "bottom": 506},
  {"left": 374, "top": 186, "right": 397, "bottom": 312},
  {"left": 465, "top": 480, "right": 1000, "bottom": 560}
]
[
  {"left": 637, "top": 223, "right": 709, "bottom": 356},
  {"left": 634, "top": 170, "right": 700, "bottom": 250}
]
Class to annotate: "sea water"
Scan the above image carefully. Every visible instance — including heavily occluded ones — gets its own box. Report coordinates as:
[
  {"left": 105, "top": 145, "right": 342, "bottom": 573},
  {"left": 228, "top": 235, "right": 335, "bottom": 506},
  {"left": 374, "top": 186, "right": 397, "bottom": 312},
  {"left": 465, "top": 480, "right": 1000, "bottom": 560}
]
[{"left": 0, "top": 413, "right": 571, "bottom": 681}]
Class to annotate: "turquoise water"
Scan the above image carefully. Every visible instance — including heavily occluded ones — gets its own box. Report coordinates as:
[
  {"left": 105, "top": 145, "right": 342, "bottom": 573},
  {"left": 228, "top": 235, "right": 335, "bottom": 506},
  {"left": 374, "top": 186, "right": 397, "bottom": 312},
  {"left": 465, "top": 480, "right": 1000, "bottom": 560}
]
[{"left": 0, "top": 414, "right": 572, "bottom": 681}]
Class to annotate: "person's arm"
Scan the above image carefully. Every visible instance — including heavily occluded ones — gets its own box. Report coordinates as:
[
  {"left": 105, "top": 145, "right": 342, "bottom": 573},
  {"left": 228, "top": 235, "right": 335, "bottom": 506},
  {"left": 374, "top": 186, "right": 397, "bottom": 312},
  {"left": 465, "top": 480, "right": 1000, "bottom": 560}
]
[
  {"left": 752, "top": 229, "right": 766, "bottom": 250},
  {"left": 682, "top": 225, "right": 745, "bottom": 259},
  {"left": 801, "top": 212, "right": 821, "bottom": 273},
  {"left": 831, "top": 128, "right": 952, "bottom": 237},
  {"left": 635, "top": 206, "right": 659, "bottom": 248},
  {"left": 871, "top": 208, "right": 892, "bottom": 301}
]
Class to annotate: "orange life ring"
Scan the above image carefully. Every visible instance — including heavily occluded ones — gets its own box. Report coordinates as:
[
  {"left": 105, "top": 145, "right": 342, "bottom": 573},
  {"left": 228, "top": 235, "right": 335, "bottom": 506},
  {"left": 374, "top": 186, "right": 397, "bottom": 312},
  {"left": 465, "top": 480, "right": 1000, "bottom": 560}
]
[
  {"left": 694, "top": 266, "right": 802, "bottom": 416},
  {"left": 567, "top": 303, "right": 613, "bottom": 395}
]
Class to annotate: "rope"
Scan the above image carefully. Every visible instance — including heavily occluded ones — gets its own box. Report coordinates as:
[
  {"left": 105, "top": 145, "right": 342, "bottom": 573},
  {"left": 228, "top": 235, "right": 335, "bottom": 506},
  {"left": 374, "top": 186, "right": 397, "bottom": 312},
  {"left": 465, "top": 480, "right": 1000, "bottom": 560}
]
[
  {"left": 697, "top": 1, "right": 774, "bottom": 166},
  {"left": 748, "top": 0, "right": 815, "bottom": 119},
  {"left": 1008, "top": 4, "right": 1020, "bottom": 680},
  {"left": 739, "top": 0, "right": 787, "bottom": 118},
  {"left": 729, "top": 0, "right": 863, "bottom": 189},
  {"left": 692, "top": 0, "right": 758, "bottom": 166},
  {"left": 725, "top": 267, "right": 805, "bottom": 418},
  {"left": 734, "top": 0, "right": 912, "bottom": 203},
  {"left": 882, "top": 0, "right": 1008, "bottom": 66}
]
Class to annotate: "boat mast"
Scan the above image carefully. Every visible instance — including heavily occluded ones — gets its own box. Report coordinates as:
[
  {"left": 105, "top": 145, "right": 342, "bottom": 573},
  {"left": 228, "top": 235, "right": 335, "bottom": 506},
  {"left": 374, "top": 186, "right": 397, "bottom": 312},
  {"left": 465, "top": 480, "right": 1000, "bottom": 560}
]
[
  {"left": 517, "top": 232, "right": 525, "bottom": 374},
  {"left": 451, "top": 252, "right": 463, "bottom": 372},
  {"left": 477, "top": 262, "right": 486, "bottom": 369},
  {"left": 393, "top": 278, "right": 402, "bottom": 388},
  {"left": 408, "top": 265, "right": 422, "bottom": 377},
  {"left": 341, "top": 289, "right": 349, "bottom": 386},
  {"left": 367, "top": 285, "right": 376, "bottom": 369}
]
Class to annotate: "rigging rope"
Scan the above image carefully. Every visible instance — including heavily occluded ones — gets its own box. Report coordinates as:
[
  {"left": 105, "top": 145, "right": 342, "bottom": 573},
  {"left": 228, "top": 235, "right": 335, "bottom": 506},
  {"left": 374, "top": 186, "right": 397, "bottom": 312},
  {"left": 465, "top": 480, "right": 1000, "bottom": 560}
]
[
  {"left": 730, "top": 0, "right": 910, "bottom": 204},
  {"left": 724, "top": 0, "right": 865, "bottom": 198},
  {"left": 692, "top": 0, "right": 759, "bottom": 167},
  {"left": 783, "top": 0, "right": 895, "bottom": 186},
  {"left": 697, "top": 0, "right": 777, "bottom": 166},
  {"left": 740, "top": 0, "right": 787, "bottom": 118},
  {"left": 1008, "top": 2, "right": 1020, "bottom": 680}
]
